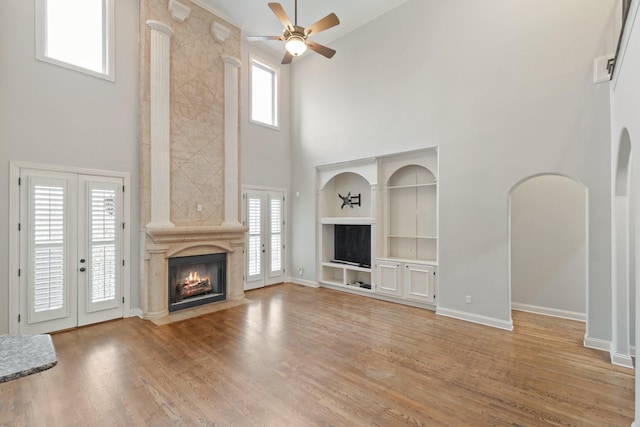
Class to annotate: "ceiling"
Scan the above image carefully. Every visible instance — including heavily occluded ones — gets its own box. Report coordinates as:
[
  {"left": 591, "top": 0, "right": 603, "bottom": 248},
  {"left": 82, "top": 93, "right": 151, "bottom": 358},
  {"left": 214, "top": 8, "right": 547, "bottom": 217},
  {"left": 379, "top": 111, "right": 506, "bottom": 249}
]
[{"left": 192, "top": 0, "right": 409, "bottom": 54}]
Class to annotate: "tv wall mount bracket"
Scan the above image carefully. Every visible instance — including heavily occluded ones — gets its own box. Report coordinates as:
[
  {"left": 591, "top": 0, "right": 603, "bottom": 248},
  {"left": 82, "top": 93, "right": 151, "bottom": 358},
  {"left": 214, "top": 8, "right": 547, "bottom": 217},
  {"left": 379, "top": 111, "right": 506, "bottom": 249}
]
[{"left": 338, "top": 192, "right": 361, "bottom": 209}]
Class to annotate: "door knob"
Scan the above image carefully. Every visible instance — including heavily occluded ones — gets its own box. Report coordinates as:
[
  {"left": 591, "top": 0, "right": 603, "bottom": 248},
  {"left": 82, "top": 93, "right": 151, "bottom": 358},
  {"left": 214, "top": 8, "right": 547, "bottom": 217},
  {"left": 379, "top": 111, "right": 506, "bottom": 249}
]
[
  {"left": 80, "top": 259, "right": 86, "bottom": 263},
  {"left": 79, "top": 267, "right": 86, "bottom": 272}
]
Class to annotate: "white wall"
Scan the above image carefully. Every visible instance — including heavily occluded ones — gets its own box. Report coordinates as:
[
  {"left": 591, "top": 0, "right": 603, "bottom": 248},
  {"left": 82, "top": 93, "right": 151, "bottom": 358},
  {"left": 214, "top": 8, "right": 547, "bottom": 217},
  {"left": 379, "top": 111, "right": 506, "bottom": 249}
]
[
  {"left": 240, "top": 41, "right": 291, "bottom": 190},
  {"left": 290, "top": 0, "right": 618, "bottom": 334},
  {"left": 0, "top": 0, "right": 140, "bottom": 333},
  {"left": 609, "top": 0, "right": 640, "bottom": 420},
  {"left": 511, "top": 175, "right": 587, "bottom": 318}
]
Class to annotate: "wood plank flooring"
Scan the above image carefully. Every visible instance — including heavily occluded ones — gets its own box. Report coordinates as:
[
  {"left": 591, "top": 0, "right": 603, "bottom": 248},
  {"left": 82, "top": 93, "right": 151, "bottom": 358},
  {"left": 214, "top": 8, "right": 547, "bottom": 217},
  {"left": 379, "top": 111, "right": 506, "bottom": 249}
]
[{"left": 0, "top": 283, "right": 634, "bottom": 426}]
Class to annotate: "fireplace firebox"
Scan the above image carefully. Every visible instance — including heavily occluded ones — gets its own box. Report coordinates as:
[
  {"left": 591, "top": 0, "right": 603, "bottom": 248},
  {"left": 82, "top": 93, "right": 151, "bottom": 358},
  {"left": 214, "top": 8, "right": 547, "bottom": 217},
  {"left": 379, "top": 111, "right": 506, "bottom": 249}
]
[{"left": 168, "top": 253, "right": 226, "bottom": 312}]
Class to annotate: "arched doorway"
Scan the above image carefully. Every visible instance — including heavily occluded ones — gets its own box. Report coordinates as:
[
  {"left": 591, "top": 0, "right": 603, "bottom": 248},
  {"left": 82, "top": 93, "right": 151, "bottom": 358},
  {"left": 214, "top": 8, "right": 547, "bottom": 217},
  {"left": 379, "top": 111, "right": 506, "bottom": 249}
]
[{"left": 509, "top": 174, "right": 588, "bottom": 321}]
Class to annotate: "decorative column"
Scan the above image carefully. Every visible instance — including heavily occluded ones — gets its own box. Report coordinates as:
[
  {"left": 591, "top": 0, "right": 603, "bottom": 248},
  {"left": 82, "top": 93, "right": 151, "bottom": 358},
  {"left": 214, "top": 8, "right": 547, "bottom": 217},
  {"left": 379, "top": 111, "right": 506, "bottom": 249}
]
[
  {"left": 144, "top": 245, "right": 170, "bottom": 319},
  {"left": 146, "top": 20, "right": 174, "bottom": 228},
  {"left": 222, "top": 55, "right": 242, "bottom": 226}
]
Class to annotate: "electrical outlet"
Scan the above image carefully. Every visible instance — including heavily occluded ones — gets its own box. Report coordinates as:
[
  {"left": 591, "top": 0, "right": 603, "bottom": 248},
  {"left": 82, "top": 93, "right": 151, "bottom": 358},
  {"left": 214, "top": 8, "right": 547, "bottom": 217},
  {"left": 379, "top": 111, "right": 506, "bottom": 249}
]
[
  {"left": 298, "top": 267, "right": 304, "bottom": 276},
  {"left": 466, "top": 295, "right": 472, "bottom": 304},
  {"left": 196, "top": 203, "right": 203, "bottom": 212}
]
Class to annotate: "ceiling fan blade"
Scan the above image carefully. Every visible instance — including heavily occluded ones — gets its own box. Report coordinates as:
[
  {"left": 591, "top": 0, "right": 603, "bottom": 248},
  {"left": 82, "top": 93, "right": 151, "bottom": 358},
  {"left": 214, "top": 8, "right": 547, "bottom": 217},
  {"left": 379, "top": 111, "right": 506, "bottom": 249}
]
[
  {"left": 305, "top": 13, "right": 340, "bottom": 36},
  {"left": 268, "top": 3, "right": 293, "bottom": 29},
  {"left": 306, "top": 41, "right": 336, "bottom": 59},
  {"left": 281, "top": 51, "right": 293, "bottom": 65},
  {"left": 246, "top": 35, "right": 284, "bottom": 41}
]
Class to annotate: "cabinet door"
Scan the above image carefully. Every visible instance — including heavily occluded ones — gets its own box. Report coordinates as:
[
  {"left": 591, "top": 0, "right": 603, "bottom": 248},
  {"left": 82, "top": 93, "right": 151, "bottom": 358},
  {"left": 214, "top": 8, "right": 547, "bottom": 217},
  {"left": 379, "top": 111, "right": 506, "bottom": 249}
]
[
  {"left": 375, "top": 260, "right": 402, "bottom": 297},
  {"left": 404, "top": 264, "right": 435, "bottom": 303}
]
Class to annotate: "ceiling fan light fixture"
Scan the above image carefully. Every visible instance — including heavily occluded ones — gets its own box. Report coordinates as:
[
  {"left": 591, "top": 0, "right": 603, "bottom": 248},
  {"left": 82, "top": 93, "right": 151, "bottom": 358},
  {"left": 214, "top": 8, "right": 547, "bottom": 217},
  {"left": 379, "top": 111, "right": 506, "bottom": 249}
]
[{"left": 285, "top": 35, "right": 307, "bottom": 56}]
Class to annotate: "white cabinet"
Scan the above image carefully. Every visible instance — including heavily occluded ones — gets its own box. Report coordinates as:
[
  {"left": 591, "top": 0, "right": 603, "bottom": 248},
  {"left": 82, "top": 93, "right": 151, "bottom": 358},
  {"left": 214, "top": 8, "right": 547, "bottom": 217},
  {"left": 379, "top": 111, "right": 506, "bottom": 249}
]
[
  {"left": 375, "top": 260, "right": 402, "bottom": 297},
  {"left": 376, "top": 259, "right": 436, "bottom": 304},
  {"left": 404, "top": 263, "right": 436, "bottom": 304}
]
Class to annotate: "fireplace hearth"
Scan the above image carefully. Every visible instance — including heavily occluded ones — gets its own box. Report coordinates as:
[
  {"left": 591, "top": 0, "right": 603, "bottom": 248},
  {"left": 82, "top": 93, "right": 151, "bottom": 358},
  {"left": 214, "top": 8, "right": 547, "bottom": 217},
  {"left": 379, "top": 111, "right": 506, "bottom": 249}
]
[{"left": 168, "top": 253, "right": 226, "bottom": 312}]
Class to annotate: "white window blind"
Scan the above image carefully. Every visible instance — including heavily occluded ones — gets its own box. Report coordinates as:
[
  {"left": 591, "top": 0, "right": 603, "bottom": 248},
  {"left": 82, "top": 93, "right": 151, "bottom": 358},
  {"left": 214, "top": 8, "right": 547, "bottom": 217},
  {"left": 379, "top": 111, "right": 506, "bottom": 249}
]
[
  {"left": 32, "top": 185, "right": 65, "bottom": 312},
  {"left": 270, "top": 198, "right": 282, "bottom": 272},
  {"left": 248, "top": 198, "right": 262, "bottom": 276},
  {"left": 90, "top": 188, "right": 117, "bottom": 302}
]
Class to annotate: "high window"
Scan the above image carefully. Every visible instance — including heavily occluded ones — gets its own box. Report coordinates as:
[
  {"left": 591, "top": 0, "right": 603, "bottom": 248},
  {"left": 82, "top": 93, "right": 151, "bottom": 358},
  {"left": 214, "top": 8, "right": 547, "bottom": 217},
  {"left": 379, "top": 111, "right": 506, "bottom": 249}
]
[
  {"left": 250, "top": 55, "right": 279, "bottom": 129},
  {"left": 35, "top": 0, "right": 115, "bottom": 81}
]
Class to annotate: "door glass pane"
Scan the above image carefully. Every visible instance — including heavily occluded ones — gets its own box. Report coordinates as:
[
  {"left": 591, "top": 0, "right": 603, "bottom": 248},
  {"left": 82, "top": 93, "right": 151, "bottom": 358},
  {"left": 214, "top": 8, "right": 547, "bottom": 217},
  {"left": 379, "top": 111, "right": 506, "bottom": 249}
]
[
  {"left": 248, "top": 198, "right": 261, "bottom": 276},
  {"left": 33, "top": 185, "right": 65, "bottom": 312},
  {"left": 270, "top": 198, "right": 282, "bottom": 272},
  {"left": 90, "top": 187, "right": 117, "bottom": 302}
]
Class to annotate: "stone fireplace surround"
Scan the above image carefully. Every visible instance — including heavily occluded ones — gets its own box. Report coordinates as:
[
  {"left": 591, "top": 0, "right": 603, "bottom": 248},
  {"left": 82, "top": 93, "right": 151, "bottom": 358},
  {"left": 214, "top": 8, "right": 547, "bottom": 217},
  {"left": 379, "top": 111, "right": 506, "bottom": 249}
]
[
  {"left": 139, "top": 2, "right": 247, "bottom": 321},
  {"left": 144, "top": 225, "right": 246, "bottom": 319}
]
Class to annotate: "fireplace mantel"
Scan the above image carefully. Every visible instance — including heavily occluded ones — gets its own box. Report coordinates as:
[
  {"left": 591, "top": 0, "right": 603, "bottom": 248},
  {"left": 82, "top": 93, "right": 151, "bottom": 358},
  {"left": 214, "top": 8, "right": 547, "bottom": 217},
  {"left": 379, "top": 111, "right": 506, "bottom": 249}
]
[
  {"left": 142, "top": 224, "right": 248, "bottom": 320},
  {"left": 146, "top": 225, "right": 248, "bottom": 244}
]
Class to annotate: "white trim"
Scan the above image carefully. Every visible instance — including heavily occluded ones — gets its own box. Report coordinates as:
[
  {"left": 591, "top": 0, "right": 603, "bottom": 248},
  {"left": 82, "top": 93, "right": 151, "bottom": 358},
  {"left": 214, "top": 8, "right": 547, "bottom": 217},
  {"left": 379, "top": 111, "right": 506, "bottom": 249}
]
[
  {"left": 611, "top": 351, "right": 635, "bottom": 368},
  {"left": 8, "top": 161, "right": 131, "bottom": 335},
  {"left": 584, "top": 335, "right": 612, "bottom": 352},
  {"left": 211, "top": 22, "right": 231, "bottom": 43},
  {"left": 511, "top": 303, "right": 586, "bottom": 322},
  {"left": 249, "top": 53, "right": 280, "bottom": 130},
  {"left": 168, "top": 0, "right": 190, "bottom": 22},
  {"left": 35, "top": 0, "right": 115, "bottom": 82},
  {"left": 129, "top": 308, "right": 143, "bottom": 318},
  {"left": 241, "top": 186, "right": 288, "bottom": 290},
  {"left": 612, "top": 0, "right": 640, "bottom": 89},
  {"left": 436, "top": 307, "right": 514, "bottom": 331},
  {"left": 289, "top": 278, "right": 320, "bottom": 288},
  {"left": 189, "top": 0, "right": 242, "bottom": 28}
]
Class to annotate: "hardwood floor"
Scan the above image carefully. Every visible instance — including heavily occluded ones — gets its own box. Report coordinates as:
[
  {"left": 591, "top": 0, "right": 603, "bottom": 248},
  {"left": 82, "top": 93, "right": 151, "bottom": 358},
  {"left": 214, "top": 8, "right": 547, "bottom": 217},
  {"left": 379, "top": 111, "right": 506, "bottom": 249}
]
[{"left": 0, "top": 283, "right": 634, "bottom": 426}]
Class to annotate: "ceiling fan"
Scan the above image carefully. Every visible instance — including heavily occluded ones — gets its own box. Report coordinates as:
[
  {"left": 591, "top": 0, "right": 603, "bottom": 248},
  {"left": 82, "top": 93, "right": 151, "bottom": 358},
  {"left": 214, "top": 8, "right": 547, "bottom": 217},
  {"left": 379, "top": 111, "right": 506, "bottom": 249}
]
[{"left": 247, "top": 1, "right": 340, "bottom": 64}]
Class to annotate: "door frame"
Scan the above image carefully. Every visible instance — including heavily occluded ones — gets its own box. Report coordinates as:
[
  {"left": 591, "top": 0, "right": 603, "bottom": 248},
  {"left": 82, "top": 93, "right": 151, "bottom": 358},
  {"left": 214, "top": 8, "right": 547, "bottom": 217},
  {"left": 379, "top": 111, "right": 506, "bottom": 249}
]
[
  {"left": 8, "top": 161, "right": 131, "bottom": 335},
  {"left": 241, "top": 185, "right": 287, "bottom": 290}
]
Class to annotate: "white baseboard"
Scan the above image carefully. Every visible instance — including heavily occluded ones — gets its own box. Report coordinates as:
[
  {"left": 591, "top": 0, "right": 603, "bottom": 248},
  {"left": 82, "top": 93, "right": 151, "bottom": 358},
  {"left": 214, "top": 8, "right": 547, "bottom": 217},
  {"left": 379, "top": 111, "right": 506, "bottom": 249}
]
[
  {"left": 128, "top": 308, "right": 143, "bottom": 318},
  {"left": 436, "top": 307, "right": 513, "bottom": 331},
  {"left": 611, "top": 351, "right": 635, "bottom": 369},
  {"left": 583, "top": 335, "right": 611, "bottom": 352},
  {"left": 289, "top": 277, "right": 320, "bottom": 288},
  {"left": 511, "top": 303, "right": 586, "bottom": 322}
]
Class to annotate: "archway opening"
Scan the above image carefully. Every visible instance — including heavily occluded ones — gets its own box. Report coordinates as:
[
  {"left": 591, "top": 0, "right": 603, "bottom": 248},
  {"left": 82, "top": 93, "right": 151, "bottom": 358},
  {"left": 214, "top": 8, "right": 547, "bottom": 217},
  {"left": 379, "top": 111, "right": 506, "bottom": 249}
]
[{"left": 510, "top": 174, "right": 587, "bottom": 321}]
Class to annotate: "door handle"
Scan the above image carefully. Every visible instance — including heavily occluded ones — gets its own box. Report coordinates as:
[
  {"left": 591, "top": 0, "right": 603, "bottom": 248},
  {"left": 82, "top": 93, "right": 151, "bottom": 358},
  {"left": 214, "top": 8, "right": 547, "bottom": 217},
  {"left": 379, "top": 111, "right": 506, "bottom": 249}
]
[
  {"left": 79, "top": 267, "right": 86, "bottom": 272},
  {"left": 80, "top": 259, "right": 86, "bottom": 263}
]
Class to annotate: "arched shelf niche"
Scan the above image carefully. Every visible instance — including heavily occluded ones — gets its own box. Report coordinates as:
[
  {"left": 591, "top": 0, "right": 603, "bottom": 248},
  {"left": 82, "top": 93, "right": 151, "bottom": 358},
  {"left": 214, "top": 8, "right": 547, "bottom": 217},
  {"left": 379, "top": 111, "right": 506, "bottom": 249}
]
[{"left": 382, "top": 164, "right": 437, "bottom": 262}]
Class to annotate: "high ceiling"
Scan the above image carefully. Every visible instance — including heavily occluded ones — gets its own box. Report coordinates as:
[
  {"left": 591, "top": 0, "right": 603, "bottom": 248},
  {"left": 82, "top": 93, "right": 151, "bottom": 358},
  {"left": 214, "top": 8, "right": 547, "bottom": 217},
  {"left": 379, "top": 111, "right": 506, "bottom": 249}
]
[{"left": 192, "top": 0, "right": 409, "bottom": 54}]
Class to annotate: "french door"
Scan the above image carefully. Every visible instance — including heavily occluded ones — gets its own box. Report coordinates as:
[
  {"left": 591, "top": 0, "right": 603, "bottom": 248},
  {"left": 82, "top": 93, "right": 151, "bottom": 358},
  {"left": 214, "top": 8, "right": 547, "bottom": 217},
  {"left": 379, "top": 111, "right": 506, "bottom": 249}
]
[
  {"left": 244, "top": 189, "right": 286, "bottom": 290},
  {"left": 17, "top": 168, "right": 125, "bottom": 334}
]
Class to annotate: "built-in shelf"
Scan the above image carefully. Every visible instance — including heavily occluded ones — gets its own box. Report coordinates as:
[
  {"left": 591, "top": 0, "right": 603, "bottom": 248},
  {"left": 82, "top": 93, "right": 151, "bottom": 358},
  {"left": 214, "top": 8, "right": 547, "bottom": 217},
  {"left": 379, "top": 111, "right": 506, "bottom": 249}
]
[
  {"left": 377, "top": 257, "right": 438, "bottom": 266},
  {"left": 317, "top": 148, "right": 438, "bottom": 308},
  {"left": 386, "top": 182, "right": 437, "bottom": 190},
  {"left": 388, "top": 235, "right": 437, "bottom": 239},
  {"left": 320, "top": 217, "right": 374, "bottom": 225},
  {"left": 322, "top": 261, "right": 371, "bottom": 272}
]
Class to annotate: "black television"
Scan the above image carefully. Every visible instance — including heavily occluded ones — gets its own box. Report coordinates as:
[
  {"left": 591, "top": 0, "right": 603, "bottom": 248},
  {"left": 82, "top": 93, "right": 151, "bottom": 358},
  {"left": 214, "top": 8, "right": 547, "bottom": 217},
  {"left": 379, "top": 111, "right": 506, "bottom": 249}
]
[{"left": 333, "top": 225, "right": 371, "bottom": 268}]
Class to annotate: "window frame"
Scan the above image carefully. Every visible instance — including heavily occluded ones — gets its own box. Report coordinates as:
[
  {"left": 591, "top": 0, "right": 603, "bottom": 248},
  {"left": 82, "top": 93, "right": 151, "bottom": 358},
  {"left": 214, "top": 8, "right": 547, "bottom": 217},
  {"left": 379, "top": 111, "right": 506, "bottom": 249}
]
[
  {"left": 249, "top": 54, "right": 279, "bottom": 130},
  {"left": 35, "top": 0, "right": 115, "bottom": 81}
]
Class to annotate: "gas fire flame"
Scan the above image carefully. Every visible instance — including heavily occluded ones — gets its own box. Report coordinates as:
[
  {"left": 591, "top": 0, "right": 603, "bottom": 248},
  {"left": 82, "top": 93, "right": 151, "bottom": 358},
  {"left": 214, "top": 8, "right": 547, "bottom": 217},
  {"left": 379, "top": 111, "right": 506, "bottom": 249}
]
[{"left": 184, "top": 271, "right": 209, "bottom": 285}]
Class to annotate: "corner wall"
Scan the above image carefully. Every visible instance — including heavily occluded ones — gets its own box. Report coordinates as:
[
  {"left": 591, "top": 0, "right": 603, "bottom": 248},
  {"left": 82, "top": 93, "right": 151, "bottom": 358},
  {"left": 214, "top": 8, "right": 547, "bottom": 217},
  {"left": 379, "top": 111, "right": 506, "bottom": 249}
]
[
  {"left": 609, "top": 0, "right": 640, "bottom": 421},
  {"left": 0, "top": 0, "right": 140, "bottom": 333},
  {"left": 290, "top": 0, "right": 618, "bottom": 334}
]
